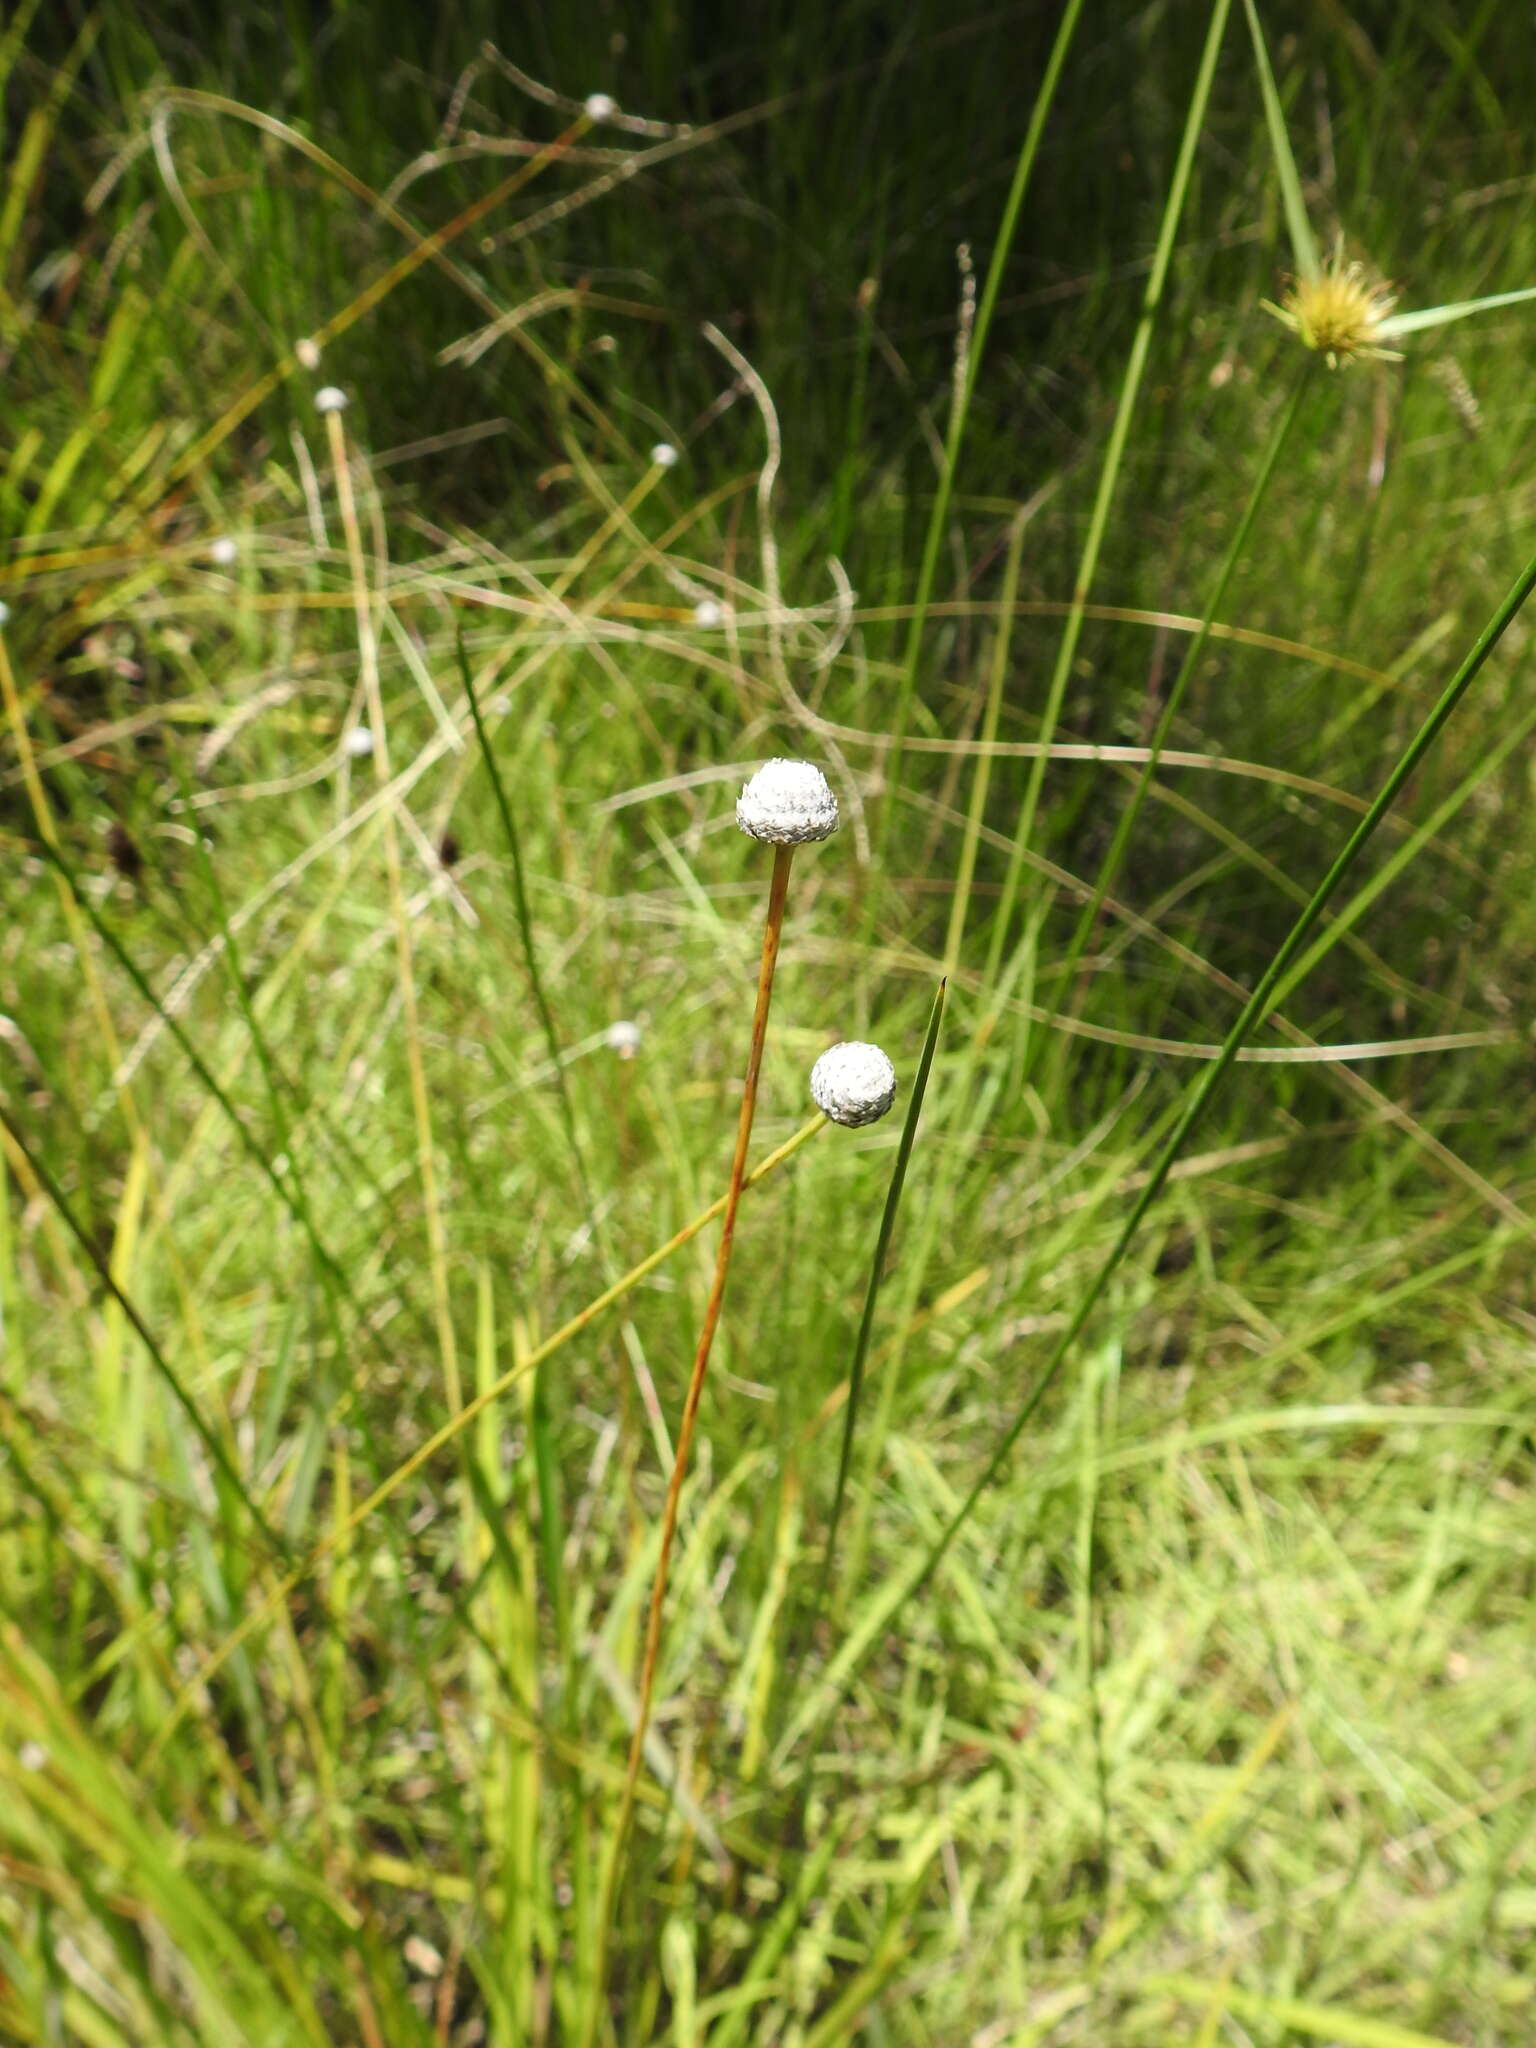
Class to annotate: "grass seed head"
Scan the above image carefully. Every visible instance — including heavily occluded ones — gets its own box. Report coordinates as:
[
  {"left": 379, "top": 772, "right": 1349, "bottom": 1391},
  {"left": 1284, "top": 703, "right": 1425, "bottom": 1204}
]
[
  {"left": 736, "top": 758, "right": 839, "bottom": 844},
  {"left": 811, "top": 1041, "right": 897, "bottom": 1127},
  {"left": 1266, "top": 246, "right": 1400, "bottom": 368}
]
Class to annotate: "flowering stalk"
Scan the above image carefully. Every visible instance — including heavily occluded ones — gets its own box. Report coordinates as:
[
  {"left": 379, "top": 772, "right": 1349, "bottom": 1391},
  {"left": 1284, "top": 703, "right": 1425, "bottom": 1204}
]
[{"left": 592, "top": 759, "right": 837, "bottom": 2019}]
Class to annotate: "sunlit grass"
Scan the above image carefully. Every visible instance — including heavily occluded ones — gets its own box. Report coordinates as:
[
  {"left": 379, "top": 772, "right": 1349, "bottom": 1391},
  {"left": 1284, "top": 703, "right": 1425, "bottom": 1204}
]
[{"left": 5, "top": 4, "right": 1536, "bottom": 2044}]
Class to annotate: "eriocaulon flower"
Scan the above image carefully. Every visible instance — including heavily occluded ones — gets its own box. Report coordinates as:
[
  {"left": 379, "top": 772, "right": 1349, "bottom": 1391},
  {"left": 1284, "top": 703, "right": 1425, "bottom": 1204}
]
[
  {"left": 583, "top": 93, "right": 618, "bottom": 122},
  {"left": 314, "top": 386, "right": 349, "bottom": 414},
  {"left": 603, "top": 753, "right": 840, "bottom": 1939},
  {"left": 811, "top": 1041, "right": 897, "bottom": 1127},
  {"left": 736, "top": 757, "right": 839, "bottom": 844},
  {"left": 649, "top": 441, "right": 679, "bottom": 470}
]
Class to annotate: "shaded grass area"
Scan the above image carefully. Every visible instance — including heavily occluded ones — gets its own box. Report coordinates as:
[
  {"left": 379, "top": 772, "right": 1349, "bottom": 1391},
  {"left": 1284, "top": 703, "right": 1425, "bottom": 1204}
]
[{"left": 4, "top": 3, "right": 1536, "bottom": 2043}]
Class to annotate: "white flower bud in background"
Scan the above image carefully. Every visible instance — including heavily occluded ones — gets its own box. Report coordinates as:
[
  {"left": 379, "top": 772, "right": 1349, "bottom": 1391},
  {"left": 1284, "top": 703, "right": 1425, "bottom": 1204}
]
[
  {"left": 295, "top": 337, "right": 322, "bottom": 370},
  {"left": 605, "top": 1019, "right": 643, "bottom": 1059},
  {"left": 207, "top": 536, "right": 238, "bottom": 567},
  {"left": 649, "top": 441, "right": 678, "bottom": 470},
  {"left": 810, "top": 1041, "right": 897, "bottom": 1128},
  {"left": 584, "top": 93, "right": 618, "bottom": 123},
  {"left": 0, "top": 600, "right": 11, "bottom": 628},
  {"left": 736, "top": 758, "right": 838, "bottom": 844},
  {"left": 693, "top": 598, "right": 724, "bottom": 628},
  {"left": 343, "top": 725, "right": 374, "bottom": 758},
  {"left": 314, "top": 386, "right": 349, "bottom": 414}
]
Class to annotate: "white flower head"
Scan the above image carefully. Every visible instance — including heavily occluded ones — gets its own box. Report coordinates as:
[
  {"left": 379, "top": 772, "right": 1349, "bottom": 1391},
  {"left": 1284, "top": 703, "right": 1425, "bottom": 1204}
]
[
  {"left": 343, "top": 725, "right": 374, "bottom": 758},
  {"left": 693, "top": 597, "right": 724, "bottom": 628},
  {"left": 605, "top": 1019, "right": 642, "bottom": 1058},
  {"left": 810, "top": 1042, "right": 897, "bottom": 1128},
  {"left": 736, "top": 758, "right": 838, "bottom": 845},
  {"left": 314, "top": 385, "right": 349, "bottom": 414},
  {"left": 208, "top": 536, "right": 238, "bottom": 566},
  {"left": 0, "top": 600, "right": 10, "bottom": 628},
  {"left": 294, "top": 337, "right": 322, "bottom": 370},
  {"left": 649, "top": 441, "right": 679, "bottom": 470},
  {"left": 583, "top": 93, "right": 618, "bottom": 123}
]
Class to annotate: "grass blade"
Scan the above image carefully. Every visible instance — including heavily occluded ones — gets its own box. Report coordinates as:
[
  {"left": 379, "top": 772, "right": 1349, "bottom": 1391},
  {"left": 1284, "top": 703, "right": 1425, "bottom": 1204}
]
[
  {"left": 1377, "top": 285, "right": 1536, "bottom": 337},
  {"left": 1242, "top": 0, "right": 1320, "bottom": 281},
  {"left": 804, "top": 978, "right": 946, "bottom": 1647}
]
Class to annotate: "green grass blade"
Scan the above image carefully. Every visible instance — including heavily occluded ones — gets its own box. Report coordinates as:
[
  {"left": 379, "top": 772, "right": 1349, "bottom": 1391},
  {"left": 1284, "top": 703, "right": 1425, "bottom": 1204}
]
[
  {"left": 456, "top": 623, "right": 592, "bottom": 1210},
  {"left": 804, "top": 977, "right": 946, "bottom": 1642},
  {"left": 1377, "top": 284, "right": 1536, "bottom": 337},
  {"left": 1243, "top": 0, "right": 1320, "bottom": 281}
]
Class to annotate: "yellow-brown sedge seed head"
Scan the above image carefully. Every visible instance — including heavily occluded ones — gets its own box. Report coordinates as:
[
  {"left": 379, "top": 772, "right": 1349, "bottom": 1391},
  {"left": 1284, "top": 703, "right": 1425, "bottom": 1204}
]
[{"left": 1264, "top": 249, "right": 1400, "bottom": 369}]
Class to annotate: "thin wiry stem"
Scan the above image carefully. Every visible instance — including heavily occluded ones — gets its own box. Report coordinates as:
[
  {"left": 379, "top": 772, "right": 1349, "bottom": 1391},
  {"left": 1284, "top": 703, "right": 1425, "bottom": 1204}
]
[
  {"left": 807, "top": 978, "right": 946, "bottom": 1648},
  {"left": 591, "top": 841, "right": 796, "bottom": 2025},
  {"left": 325, "top": 406, "right": 461, "bottom": 1410}
]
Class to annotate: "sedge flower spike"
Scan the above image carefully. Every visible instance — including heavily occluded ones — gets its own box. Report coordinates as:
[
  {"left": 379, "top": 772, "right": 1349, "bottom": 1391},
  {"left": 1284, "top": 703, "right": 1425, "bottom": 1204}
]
[
  {"left": 811, "top": 1041, "right": 897, "bottom": 1127},
  {"left": 736, "top": 758, "right": 839, "bottom": 845},
  {"left": 1264, "top": 244, "right": 1400, "bottom": 369}
]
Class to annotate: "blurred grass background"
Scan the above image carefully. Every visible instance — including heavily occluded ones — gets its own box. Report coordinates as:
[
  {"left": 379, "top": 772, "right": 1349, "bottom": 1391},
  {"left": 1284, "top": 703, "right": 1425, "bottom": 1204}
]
[{"left": 4, "top": 2, "right": 1536, "bottom": 2043}]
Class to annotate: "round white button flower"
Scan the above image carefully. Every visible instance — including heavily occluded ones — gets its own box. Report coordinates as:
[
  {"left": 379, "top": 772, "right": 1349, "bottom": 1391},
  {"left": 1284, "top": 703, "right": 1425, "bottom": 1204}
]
[
  {"left": 693, "top": 598, "right": 724, "bottom": 627},
  {"left": 314, "top": 386, "right": 349, "bottom": 414},
  {"left": 649, "top": 441, "right": 679, "bottom": 470},
  {"left": 294, "top": 337, "right": 322, "bottom": 370},
  {"left": 0, "top": 600, "right": 11, "bottom": 627},
  {"left": 605, "top": 1019, "right": 642, "bottom": 1058},
  {"left": 584, "top": 93, "right": 618, "bottom": 123},
  {"left": 735, "top": 758, "right": 838, "bottom": 845},
  {"left": 207, "top": 536, "right": 238, "bottom": 566},
  {"left": 810, "top": 1042, "right": 897, "bottom": 1127},
  {"left": 343, "top": 725, "right": 375, "bottom": 758}
]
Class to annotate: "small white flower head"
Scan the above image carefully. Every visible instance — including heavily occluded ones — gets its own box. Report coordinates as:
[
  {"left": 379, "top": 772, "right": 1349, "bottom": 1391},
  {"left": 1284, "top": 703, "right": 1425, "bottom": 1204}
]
[
  {"left": 0, "top": 600, "right": 10, "bottom": 628},
  {"left": 693, "top": 597, "right": 724, "bottom": 628},
  {"left": 810, "top": 1041, "right": 897, "bottom": 1128},
  {"left": 207, "top": 535, "right": 238, "bottom": 566},
  {"left": 736, "top": 758, "right": 839, "bottom": 845},
  {"left": 294, "top": 336, "right": 322, "bottom": 371},
  {"left": 314, "top": 385, "right": 349, "bottom": 414},
  {"left": 583, "top": 93, "right": 618, "bottom": 123},
  {"left": 343, "top": 725, "right": 374, "bottom": 758},
  {"left": 649, "top": 440, "right": 679, "bottom": 470},
  {"left": 605, "top": 1018, "right": 642, "bottom": 1058}
]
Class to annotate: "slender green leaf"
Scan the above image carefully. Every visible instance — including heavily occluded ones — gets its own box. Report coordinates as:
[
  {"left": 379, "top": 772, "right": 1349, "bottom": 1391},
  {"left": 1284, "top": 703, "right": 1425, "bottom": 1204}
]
[{"left": 1243, "top": 0, "right": 1320, "bottom": 280}]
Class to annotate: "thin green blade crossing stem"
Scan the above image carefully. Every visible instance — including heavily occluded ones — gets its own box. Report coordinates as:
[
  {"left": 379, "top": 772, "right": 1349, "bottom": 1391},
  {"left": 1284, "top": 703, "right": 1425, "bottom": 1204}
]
[
  {"left": 805, "top": 979, "right": 946, "bottom": 1646},
  {"left": 457, "top": 624, "right": 592, "bottom": 1211}
]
